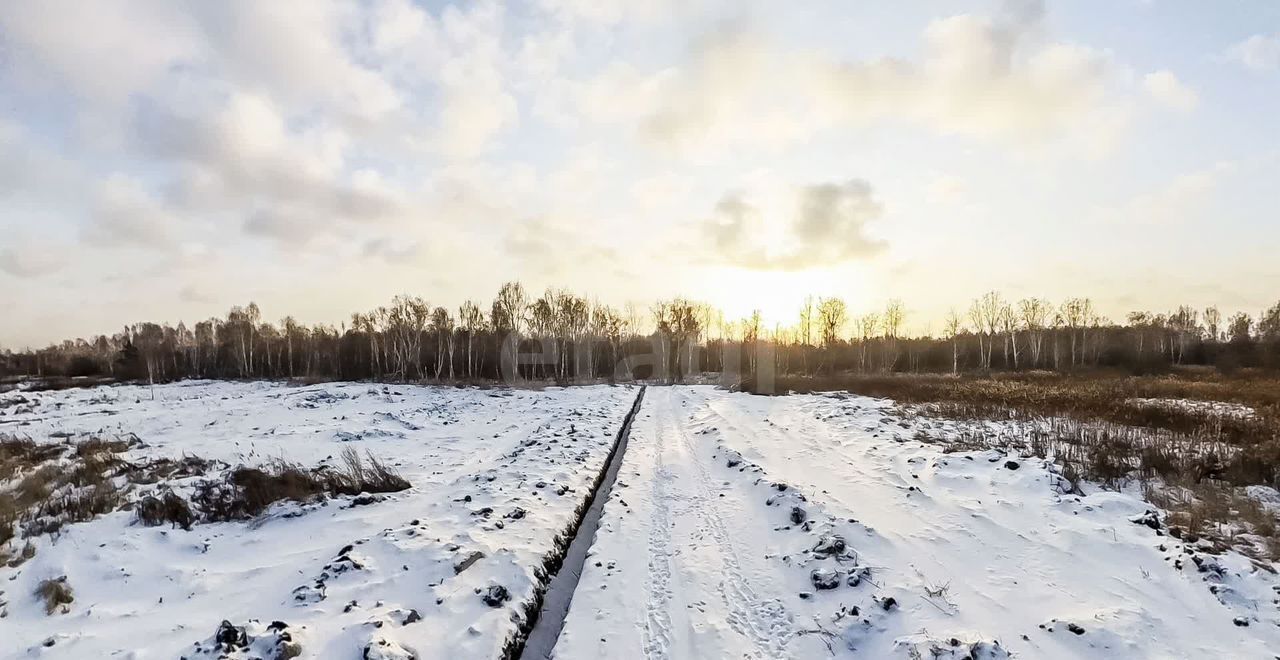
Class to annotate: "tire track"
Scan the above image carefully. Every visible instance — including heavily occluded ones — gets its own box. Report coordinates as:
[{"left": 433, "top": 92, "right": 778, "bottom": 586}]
[
  {"left": 650, "top": 387, "right": 796, "bottom": 659},
  {"left": 642, "top": 450, "right": 676, "bottom": 660}
]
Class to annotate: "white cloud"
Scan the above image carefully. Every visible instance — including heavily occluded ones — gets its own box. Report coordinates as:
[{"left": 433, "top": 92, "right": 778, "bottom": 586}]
[
  {"left": 135, "top": 93, "right": 406, "bottom": 245},
  {"left": 1226, "top": 33, "right": 1280, "bottom": 72},
  {"left": 1093, "top": 162, "right": 1234, "bottom": 225},
  {"left": 703, "top": 179, "right": 887, "bottom": 270},
  {"left": 362, "top": 237, "right": 425, "bottom": 264},
  {"left": 179, "top": 284, "right": 218, "bottom": 304},
  {"left": 0, "top": 245, "right": 63, "bottom": 278},
  {"left": 191, "top": 2, "right": 402, "bottom": 123},
  {"left": 86, "top": 175, "right": 179, "bottom": 247},
  {"left": 0, "top": 119, "right": 84, "bottom": 199},
  {"left": 0, "top": 0, "right": 1265, "bottom": 344},
  {"left": 0, "top": 0, "right": 202, "bottom": 105},
  {"left": 367, "top": 0, "right": 518, "bottom": 158},
  {"left": 552, "top": 3, "right": 1132, "bottom": 156},
  {"left": 1143, "top": 70, "right": 1198, "bottom": 111},
  {"left": 536, "top": 0, "right": 680, "bottom": 25}
]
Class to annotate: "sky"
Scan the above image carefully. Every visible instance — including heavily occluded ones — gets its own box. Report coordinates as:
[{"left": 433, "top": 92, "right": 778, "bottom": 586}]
[{"left": 2, "top": 0, "right": 1279, "bottom": 348}]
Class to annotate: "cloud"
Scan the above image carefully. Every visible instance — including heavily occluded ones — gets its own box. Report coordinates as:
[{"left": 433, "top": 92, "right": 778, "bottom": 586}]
[
  {"left": 705, "top": 192, "right": 758, "bottom": 254},
  {"left": 0, "top": 118, "right": 84, "bottom": 199},
  {"left": 362, "top": 237, "right": 425, "bottom": 264},
  {"left": 179, "top": 284, "right": 217, "bottom": 304},
  {"left": 1226, "top": 33, "right": 1280, "bottom": 72},
  {"left": 243, "top": 207, "right": 318, "bottom": 243},
  {"left": 703, "top": 179, "right": 887, "bottom": 270},
  {"left": 0, "top": 0, "right": 1265, "bottom": 345},
  {"left": 560, "top": 1, "right": 1131, "bottom": 155},
  {"left": 536, "top": 0, "right": 681, "bottom": 26},
  {"left": 0, "top": 0, "right": 202, "bottom": 106},
  {"left": 85, "top": 175, "right": 179, "bottom": 247},
  {"left": 1093, "top": 162, "right": 1234, "bottom": 225},
  {"left": 0, "top": 246, "right": 63, "bottom": 278},
  {"left": 503, "top": 215, "right": 621, "bottom": 279},
  {"left": 134, "top": 93, "right": 406, "bottom": 245},
  {"left": 1, "top": 0, "right": 487, "bottom": 254},
  {"left": 819, "top": 12, "right": 1116, "bottom": 142},
  {"left": 1142, "top": 70, "right": 1198, "bottom": 111},
  {"left": 366, "top": 0, "right": 517, "bottom": 158}
]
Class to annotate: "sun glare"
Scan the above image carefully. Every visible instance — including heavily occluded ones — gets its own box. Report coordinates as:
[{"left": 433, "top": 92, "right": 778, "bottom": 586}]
[{"left": 694, "top": 265, "right": 867, "bottom": 328}]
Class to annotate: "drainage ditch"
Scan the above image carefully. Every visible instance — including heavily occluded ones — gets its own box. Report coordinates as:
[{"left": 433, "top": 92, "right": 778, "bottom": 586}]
[{"left": 510, "top": 385, "right": 646, "bottom": 660}]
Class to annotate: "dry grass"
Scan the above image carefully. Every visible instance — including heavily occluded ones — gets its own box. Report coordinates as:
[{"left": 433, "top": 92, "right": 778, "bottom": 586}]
[
  {"left": 34, "top": 577, "right": 73, "bottom": 615},
  {"left": 1, "top": 432, "right": 214, "bottom": 560},
  {"left": 748, "top": 372, "right": 1280, "bottom": 483},
  {"left": 0, "top": 436, "right": 64, "bottom": 482},
  {"left": 192, "top": 448, "right": 409, "bottom": 522},
  {"left": 747, "top": 372, "right": 1280, "bottom": 558},
  {"left": 1143, "top": 480, "right": 1280, "bottom": 560},
  {"left": 330, "top": 447, "right": 411, "bottom": 495},
  {"left": 1, "top": 540, "right": 36, "bottom": 568},
  {"left": 3, "top": 431, "right": 410, "bottom": 567},
  {"left": 748, "top": 371, "right": 1280, "bottom": 438},
  {"left": 135, "top": 490, "right": 196, "bottom": 530},
  {"left": 1, "top": 434, "right": 133, "bottom": 548}
]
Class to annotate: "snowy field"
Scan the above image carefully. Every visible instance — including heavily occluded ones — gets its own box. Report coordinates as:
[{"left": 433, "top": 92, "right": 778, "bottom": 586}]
[
  {"left": 555, "top": 387, "right": 1280, "bottom": 659},
  {"left": 3, "top": 382, "right": 1280, "bottom": 659},
  {"left": 0, "top": 381, "right": 638, "bottom": 659}
]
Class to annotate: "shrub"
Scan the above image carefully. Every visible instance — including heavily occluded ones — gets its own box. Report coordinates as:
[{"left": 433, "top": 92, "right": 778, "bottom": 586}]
[
  {"left": 1, "top": 433, "right": 135, "bottom": 555},
  {"left": 35, "top": 577, "right": 74, "bottom": 615},
  {"left": 327, "top": 448, "right": 411, "bottom": 496},
  {"left": 136, "top": 491, "right": 196, "bottom": 530},
  {"left": 192, "top": 450, "right": 409, "bottom": 522}
]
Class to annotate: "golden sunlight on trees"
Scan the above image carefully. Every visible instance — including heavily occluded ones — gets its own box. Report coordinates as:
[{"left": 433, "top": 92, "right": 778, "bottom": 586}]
[{"left": 6, "top": 284, "right": 1280, "bottom": 385}]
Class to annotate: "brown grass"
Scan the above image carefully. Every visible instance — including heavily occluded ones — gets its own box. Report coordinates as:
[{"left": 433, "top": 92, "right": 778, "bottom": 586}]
[
  {"left": 192, "top": 448, "right": 409, "bottom": 522},
  {"left": 1, "top": 433, "right": 141, "bottom": 554},
  {"left": 329, "top": 447, "right": 411, "bottom": 495},
  {"left": 745, "top": 372, "right": 1280, "bottom": 483},
  {"left": 34, "top": 577, "right": 74, "bottom": 615},
  {"left": 0, "top": 436, "right": 64, "bottom": 481},
  {"left": 746, "top": 372, "right": 1280, "bottom": 558},
  {"left": 3, "top": 431, "right": 409, "bottom": 564},
  {"left": 136, "top": 491, "right": 196, "bottom": 530},
  {"left": 745, "top": 371, "right": 1280, "bottom": 439}
]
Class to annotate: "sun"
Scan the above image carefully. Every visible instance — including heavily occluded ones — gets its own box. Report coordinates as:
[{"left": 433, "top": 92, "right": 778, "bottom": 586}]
[{"left": 692, "top": 265, "right": 868, "bottom": 330}]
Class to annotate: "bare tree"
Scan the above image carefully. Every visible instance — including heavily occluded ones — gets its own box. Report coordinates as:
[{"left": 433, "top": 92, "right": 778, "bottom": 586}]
[
  {"left": 1019, "top": 298, "right": 1050, "bottom": 368},
  {"left": 943, "top": 309, "right": 962, "bottom": 373},
  {"left": 1058, "top": 298, "right": 1094, "bottom": 367},
  {"left": 882, "top": 299, "right": 906, "bottom": 371},
  {"left": 849, "top": 313, "right": 876, "bottom": 372},
  {"left": 817, "top": 298, "right": 847, "bottom": 348},
  {"left": 1204, "top": 306, "right": 1222, "bottom": 342},
  {"left": 816, "top": 298, "right": 847, "bottom": 374},
  {"left": 998, "top": 302, "right": 1019, "bottom": 369},
  {"left": 968, "top": 292, "right": 1002, "bottom": 370},
  {"left": 130, "top": 322, "right": 166, "bottom": 397},
  {"left": 430, "top": 307, "right": 455, "bottom": 379},
  {"left": 492, "top": 282, "right": 528, "bottom": 379},
  {"left": 1229, "top": 312, "right": 1253, "bottom": 342},
  {"left": 458, "top": 300, "right": 484, "bottom": 379}
]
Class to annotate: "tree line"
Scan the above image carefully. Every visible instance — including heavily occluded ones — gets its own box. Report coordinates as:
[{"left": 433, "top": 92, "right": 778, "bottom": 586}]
[{"left": 3, "top": 284, "right": 1280, "bottom": 385}]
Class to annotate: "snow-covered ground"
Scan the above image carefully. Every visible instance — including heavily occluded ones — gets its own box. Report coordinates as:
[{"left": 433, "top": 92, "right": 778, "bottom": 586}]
[
  {"left": 0, "top": 381, "right": 638, "bottom": 659},
  {"left": 555, "top": 387, "right": 1280, "bottom": 658},
  {"left": 5, "top": 382, "right": 1279, "bottom": 659}
]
